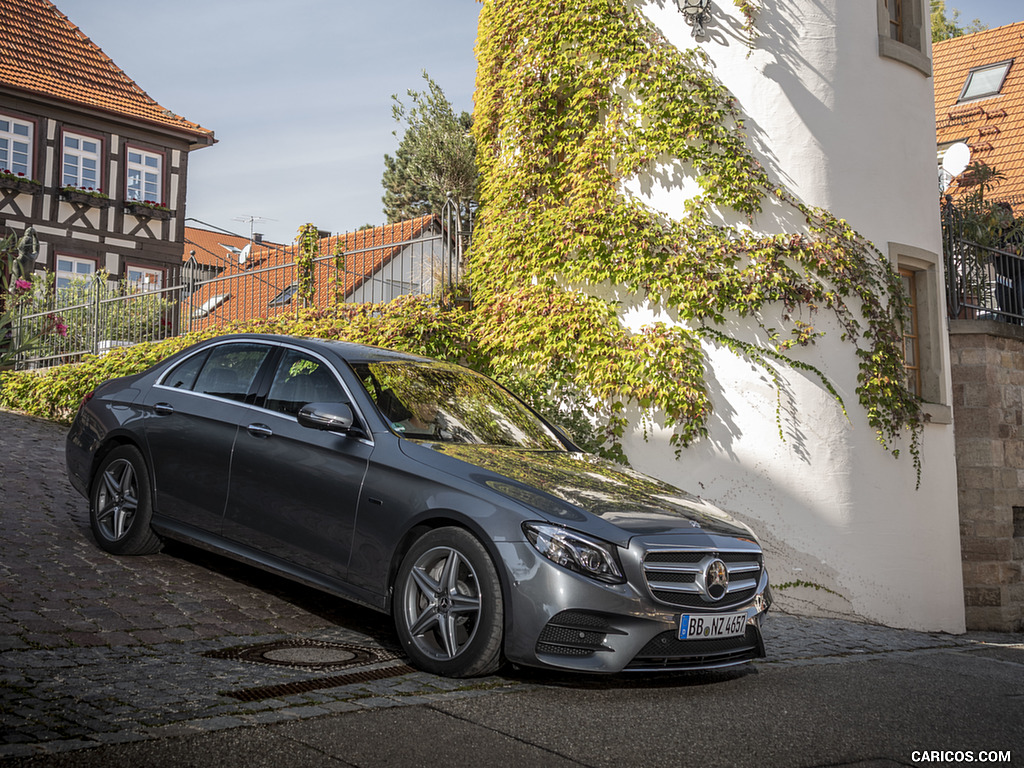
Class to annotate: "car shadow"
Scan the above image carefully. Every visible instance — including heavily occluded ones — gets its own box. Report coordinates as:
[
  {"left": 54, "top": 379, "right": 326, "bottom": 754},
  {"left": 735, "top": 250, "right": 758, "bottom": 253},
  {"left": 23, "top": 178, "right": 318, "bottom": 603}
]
[
  {"left": 502, "top": 663, "right": 756, "bottom": 690},
  {"left": 160, "top": 540, "right": 399, "bottom": 647}
]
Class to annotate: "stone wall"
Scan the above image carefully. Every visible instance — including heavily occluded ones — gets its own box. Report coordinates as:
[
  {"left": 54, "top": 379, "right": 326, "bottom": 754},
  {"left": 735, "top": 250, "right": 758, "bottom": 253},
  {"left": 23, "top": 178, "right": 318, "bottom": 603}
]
[{"left": 949, "top": 320, "right": 1024, "bottom": 631}]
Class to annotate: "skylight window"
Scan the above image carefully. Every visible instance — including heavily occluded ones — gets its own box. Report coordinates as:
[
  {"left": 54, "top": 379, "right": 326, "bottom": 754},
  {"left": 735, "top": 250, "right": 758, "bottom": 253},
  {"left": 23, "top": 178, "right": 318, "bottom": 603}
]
[
  {"left": 192, "top": 294, "right": 229, "bottom": 319},
  {"left": 958, "top": 60, "right": 1013, "bottom": 102},
  {"left": 269, "top": 284, "right": 297, "bottom": 307}
]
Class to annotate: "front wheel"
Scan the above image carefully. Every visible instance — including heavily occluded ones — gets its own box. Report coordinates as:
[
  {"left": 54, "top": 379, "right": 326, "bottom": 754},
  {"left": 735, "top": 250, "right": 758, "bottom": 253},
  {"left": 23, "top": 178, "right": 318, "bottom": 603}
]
[
  {"left": 90, "top": 445, "right": 161, "bottom": 555},
  {"left": 394, "top": 527, "right": 504, "bottom": 677}
]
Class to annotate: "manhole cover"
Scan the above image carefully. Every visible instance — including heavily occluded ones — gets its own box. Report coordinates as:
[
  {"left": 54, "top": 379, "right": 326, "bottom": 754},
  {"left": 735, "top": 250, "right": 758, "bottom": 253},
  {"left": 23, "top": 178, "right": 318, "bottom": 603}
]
[
  {"left": 261, "top": 646, "right": 358, "bottom": 665},
  {"left": 204, "top": 639, "right": 398, "bottom": 671}
]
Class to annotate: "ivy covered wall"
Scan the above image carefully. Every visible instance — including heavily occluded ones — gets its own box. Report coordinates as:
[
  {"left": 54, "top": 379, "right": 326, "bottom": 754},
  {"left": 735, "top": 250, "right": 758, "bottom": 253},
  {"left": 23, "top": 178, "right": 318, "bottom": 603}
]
[{"left": 471, "top": 0, "right": 920, "bottom": 470}]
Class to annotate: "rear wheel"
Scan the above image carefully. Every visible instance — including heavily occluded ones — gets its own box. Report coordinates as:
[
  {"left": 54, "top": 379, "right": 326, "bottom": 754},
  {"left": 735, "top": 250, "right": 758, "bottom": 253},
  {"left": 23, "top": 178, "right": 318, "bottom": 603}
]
[
  {"left": 90, "top": 445, "right": 161, "bottom": 555},
  {"left": 394, "top": 527, "right": 504, "bottom": 677}
]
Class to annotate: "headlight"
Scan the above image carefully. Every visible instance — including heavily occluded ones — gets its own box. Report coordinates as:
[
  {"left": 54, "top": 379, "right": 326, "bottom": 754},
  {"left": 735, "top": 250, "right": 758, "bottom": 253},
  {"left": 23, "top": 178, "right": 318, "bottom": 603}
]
[{"left": 524, "top": 522, "right": 625, "bottom": 584}]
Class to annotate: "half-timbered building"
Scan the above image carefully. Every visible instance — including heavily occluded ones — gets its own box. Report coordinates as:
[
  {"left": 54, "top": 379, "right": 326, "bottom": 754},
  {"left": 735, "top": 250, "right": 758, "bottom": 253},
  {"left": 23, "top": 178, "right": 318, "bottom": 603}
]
[{"left": 0, "top": 0, "right": 214, "bottom": 291}]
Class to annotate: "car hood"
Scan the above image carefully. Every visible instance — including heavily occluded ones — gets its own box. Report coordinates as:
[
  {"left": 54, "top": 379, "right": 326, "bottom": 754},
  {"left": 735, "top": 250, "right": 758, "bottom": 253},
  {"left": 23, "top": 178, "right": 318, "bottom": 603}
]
[{"left": 406, "top": 442, "right": 755, "bottom": 545}]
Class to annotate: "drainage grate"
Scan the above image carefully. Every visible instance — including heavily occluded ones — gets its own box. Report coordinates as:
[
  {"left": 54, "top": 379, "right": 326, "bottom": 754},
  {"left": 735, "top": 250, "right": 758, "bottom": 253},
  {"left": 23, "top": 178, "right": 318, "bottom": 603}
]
[
  {"left": 203, "top": 639, "right": 418, "bottom": 701},
  {"left": 222, "top": 663, "right": 419, "bottom": 701}
]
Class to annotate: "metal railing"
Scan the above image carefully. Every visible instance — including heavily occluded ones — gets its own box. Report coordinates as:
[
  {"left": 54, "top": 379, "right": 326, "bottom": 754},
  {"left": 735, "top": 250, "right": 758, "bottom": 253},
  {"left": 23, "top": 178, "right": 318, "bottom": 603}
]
[
  {"left": 10, "top": 204, "right": 469, "bottom": 370},
  {"left": 944, "top": 237, "right": 1024, "bottom": 323},
  {"left": 942, "top": 199, "right": 1024, "bottom": 324}
]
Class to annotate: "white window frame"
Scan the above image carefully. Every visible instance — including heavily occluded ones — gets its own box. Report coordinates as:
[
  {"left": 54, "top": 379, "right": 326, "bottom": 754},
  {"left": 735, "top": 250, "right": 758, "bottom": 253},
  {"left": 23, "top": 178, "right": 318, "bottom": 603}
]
[
  {"left": 0, "top": 115, "right": 33, "bottom": 178},
  {"left": 126, "top": 266, "right": 164, "bottom": 293},
  {"left": 958, "top": 60, "right": 1013, "bottom": 103},
  {"left": 62, "top": 132, "right": 102, "bottom": 191},
  {"left": 125, "top": 148, "right": 163, "bottom": 204},
  {"left": 55, "top": 255, "right": 96, "bottom": 291}
]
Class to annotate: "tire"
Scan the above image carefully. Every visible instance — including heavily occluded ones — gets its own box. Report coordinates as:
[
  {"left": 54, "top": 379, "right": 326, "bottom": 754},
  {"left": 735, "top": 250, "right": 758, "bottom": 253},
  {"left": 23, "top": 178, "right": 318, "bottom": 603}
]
[
  {"left": 393, "top": 527, "right": 504, "bottom": 678},
  {"left": 90, "top": 445, "right": 162, "bottom": 555}
]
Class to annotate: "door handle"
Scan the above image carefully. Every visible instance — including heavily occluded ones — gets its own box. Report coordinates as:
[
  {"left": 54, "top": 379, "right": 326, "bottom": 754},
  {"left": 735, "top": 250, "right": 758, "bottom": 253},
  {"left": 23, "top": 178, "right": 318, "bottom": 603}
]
[
  {"left": 153, "top": 403, "right": 174, "bottom": 416},
  {"left": 247, "top": 423, "right": 273, "bottom": 438}
]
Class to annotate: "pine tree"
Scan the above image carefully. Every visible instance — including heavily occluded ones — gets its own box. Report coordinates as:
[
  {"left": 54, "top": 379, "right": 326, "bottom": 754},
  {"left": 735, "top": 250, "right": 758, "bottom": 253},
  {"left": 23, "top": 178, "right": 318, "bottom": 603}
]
[{"left": 382, "top": 72, "right": 477, "bottom": 226}]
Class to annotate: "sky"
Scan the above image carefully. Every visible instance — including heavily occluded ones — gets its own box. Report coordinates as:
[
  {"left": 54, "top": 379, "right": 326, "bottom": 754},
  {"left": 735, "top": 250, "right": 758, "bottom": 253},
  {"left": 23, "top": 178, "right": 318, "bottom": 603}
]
[
  {"left": 57, "top": 1, "right": 1020, "bottom": 245},
  {"left": 947, "top": 0, "right": 1020, "bottom": 30},
  {"left": 58, "top": 1, "right": 482, "bottom": 244}
]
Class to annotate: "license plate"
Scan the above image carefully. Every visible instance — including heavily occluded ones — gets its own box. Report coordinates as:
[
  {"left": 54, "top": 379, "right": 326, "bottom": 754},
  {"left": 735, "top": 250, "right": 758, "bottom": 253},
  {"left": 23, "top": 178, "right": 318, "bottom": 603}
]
[{"left": 679, "top": 612, "right": 747, "bottom": 640}]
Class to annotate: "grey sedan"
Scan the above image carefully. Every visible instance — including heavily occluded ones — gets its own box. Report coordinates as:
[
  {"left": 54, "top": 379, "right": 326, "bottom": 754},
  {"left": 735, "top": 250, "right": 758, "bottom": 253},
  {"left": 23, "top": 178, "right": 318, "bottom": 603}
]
[{"left": 66, "top": 334, "right": 772, "bottom": 677}]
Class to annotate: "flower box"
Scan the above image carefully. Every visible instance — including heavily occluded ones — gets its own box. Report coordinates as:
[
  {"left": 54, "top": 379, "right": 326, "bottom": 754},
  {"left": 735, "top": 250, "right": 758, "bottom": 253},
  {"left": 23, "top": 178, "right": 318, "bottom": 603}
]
[
  {"left": 59, "top": 187, "right": 113, "bottom": 208},
  {"left": 123, "top": 201, "right": 175, "bottom": 220},
  {"left": 0, "top": 175, "right": 42, "bottom": 195}
]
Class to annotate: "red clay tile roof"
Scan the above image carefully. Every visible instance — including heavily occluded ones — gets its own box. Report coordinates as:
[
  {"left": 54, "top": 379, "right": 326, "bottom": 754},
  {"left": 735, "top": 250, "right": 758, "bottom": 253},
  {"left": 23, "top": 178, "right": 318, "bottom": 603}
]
[
  {"left": 185, "top": 216, "right": 441, "bottom": 331},
  {"left": 0, "top": 0, "right": 214, "bottom": 144},
  {"left": 183, "top": 227, "right": 281, "bottom": 270},
  {"left": 935, "top": 22, "right": 1024, "bottom": 210}
]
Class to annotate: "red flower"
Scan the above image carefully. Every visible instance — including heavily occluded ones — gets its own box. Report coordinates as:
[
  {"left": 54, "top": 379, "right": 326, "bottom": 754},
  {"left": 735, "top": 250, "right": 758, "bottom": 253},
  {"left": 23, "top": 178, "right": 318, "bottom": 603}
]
[{"left": 47, "top": 314, "right": 68, "bottom": 337}]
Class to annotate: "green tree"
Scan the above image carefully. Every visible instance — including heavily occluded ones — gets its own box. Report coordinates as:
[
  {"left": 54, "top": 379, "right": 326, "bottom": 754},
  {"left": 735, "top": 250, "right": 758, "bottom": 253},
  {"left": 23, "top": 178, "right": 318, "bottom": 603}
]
[
  {"left": 382, "top": 72, "right": 477, "bottom": 226},
  {"left": 931, "top": 1, "right": 986, "bottom": 42}
]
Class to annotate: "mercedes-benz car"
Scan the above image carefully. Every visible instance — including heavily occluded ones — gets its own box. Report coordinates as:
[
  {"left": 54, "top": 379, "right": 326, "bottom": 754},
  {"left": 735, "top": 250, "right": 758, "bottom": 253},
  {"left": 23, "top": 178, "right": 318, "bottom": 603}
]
[{"left": 66, "top": 334, "right": 772, "bottom": 677}]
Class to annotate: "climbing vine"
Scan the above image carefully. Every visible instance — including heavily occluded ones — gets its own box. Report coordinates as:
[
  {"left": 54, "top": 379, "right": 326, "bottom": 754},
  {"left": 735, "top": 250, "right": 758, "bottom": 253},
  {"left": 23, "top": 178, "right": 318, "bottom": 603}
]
[
  {"left": 733, "top": 0, "right": 760, "bottom": 47},
  {"left": 295, "top": 223, "right": 320, "bottom": 308},
  {"left": 470, "top": 0, "right": 921, "bottom": 475}
]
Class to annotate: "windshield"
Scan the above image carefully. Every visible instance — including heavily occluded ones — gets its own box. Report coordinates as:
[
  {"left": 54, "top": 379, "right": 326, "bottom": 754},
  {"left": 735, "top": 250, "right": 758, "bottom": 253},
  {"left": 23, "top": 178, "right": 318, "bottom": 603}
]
[{"left": 352, "top": 360, "right": 565, "bottom": 450}]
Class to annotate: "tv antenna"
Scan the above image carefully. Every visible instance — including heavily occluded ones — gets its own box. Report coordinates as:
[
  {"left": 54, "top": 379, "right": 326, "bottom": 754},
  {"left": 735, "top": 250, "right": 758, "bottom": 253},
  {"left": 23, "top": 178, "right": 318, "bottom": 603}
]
[{"left": 232, "top": 214, "right": 276, "bottom": 244}]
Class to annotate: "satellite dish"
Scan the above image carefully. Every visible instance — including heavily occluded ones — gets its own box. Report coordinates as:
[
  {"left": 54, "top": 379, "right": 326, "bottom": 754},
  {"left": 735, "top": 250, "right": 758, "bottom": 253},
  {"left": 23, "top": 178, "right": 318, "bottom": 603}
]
[
  {"left": 939, "top": 142, "right": 971, "bottom": 192},
  {"left": 942, "top": 142, "right": 971, "bottom": 177},
  {"left": 239, "top": 243, "right": 251, "bottom": 265}
]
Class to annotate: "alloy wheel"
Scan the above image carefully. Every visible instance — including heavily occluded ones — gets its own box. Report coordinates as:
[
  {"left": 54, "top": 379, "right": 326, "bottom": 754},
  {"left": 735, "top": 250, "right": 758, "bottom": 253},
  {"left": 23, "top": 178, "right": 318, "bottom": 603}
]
[
  {"left": 94, "top": 457, "right": 139, "bottom": 542},
  {"left": 402, "top": 545, "right": 483, "bottom": 660}
]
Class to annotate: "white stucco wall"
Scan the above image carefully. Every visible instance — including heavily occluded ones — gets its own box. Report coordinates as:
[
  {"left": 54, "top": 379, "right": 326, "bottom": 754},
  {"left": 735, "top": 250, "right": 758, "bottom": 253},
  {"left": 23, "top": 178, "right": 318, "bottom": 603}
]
[{"left": 621, "top": 0, "right": 965, "bottom": 632}]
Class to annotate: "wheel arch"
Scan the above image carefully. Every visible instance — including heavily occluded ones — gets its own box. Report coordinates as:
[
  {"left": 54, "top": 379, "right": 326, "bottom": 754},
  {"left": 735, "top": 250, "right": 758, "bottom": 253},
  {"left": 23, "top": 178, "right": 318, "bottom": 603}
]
[{"left": 87, "top": 434, "right": 150, "bottom": 499}]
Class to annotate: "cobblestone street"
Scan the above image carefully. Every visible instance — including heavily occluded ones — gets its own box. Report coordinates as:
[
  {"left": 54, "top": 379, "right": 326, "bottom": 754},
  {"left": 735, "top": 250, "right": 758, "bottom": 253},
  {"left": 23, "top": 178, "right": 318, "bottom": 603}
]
[{"left": 1, "top": 408, "right": 1021, "bottom": 762}]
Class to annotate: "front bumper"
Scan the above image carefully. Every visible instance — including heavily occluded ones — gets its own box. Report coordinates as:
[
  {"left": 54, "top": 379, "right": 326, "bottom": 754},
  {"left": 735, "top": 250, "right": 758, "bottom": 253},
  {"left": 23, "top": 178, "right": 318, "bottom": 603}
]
[{"left": 497, "top": 536, "right": 772, "bottom": 674}]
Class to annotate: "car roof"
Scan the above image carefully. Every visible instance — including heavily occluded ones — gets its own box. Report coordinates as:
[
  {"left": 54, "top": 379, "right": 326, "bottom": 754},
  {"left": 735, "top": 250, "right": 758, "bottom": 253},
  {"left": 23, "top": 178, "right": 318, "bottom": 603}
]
[{"left": 211, "top": 333, "right": 433, "bottom": 364}]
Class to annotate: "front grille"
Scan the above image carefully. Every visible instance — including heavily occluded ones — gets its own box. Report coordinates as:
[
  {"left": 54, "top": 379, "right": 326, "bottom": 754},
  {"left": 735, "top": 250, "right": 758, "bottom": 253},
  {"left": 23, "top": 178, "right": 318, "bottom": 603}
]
[
  {"left": 651, "top": 586, "right": 758, "bottom": 609},
  {"left": 625, "top": 627, "right": 763, "bottom": 671},
  {"left": 643, "top": 549, "right": 763, "bottom": 609},
  {"left": 646, "top": 551, "right": 705, "bottom": 564},
  {"left": 535, "top": 610, "right": 625, "bottom": 658}
]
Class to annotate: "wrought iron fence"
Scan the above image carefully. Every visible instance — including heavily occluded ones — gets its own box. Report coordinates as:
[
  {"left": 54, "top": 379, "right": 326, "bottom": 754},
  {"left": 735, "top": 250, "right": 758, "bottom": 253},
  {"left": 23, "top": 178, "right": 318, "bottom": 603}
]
[
  {"left": 943, "top": 237, "right": 1024, "bottom": 323},
  {"left": 10, "top": 202, "right": 469, "bottom": 370},
  {"left": 942, "top": 200, "right": 1024, "bottom": 324}
]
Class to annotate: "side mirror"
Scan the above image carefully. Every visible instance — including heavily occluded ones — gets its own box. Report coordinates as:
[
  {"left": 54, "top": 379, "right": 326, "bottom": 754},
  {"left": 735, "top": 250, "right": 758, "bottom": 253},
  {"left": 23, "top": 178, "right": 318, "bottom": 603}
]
[{"left": 297, "top": 402, "right": 356, "bottom": 433}]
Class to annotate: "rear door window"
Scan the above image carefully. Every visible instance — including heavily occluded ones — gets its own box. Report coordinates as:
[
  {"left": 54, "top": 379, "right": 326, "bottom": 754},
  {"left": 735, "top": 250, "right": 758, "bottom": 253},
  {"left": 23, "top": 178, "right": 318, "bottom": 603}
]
[
  {"left": 163, "top": 350, "right": 209, "bottom": 390},
  {"left": 191, "top": 343, "right": 271, "bottom": 402}
]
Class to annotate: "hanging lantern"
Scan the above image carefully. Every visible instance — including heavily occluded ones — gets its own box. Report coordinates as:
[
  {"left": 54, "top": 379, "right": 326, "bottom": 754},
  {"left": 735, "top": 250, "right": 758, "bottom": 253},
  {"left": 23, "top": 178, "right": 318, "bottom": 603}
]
[{"left": 677, "top": 0, "right": 712, "bottom": 38}]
